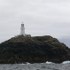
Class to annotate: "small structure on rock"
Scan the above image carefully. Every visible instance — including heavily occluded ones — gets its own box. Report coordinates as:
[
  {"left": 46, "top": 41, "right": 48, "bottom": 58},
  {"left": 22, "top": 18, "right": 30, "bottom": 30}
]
[
  {"left": 21, "top": 22, "right": 25, "bottom": 36},
  {"left": 20, "top": 22, "right": 31, "bottom": 37}
]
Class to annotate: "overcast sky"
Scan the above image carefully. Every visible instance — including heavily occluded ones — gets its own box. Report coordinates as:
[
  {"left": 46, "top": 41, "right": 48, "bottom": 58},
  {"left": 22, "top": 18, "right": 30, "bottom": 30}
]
[{"left": 0, "top": 0, "right": 70, "bottom": 46}]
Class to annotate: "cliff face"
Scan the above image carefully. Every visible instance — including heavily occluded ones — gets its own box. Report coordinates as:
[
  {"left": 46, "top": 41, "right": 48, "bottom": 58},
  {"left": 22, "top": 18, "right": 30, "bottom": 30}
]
[{"left": 0, "top": 35, "right": 70, "bottom": 63}]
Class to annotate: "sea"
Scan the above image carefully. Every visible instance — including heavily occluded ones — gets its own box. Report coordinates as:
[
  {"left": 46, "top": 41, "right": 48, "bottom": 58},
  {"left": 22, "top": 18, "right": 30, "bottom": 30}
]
[{"left": 0, "top": 61, "right": 70, "bottom": 70}]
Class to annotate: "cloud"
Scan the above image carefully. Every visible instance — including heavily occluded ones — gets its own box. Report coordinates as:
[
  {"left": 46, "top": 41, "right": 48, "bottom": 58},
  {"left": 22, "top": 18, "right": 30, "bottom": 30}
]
[
  {"left": 59, "top": 37, "right": 70, "bottom": 47},
  {"left": 0, "top": 0, "right": 70, "bottom": 45}
]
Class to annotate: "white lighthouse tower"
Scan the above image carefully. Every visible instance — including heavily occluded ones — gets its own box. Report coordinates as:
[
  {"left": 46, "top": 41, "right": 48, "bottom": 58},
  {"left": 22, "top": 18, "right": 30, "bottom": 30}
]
[{"left": 21, "top": 22, "right": 25, "bottom": 36}]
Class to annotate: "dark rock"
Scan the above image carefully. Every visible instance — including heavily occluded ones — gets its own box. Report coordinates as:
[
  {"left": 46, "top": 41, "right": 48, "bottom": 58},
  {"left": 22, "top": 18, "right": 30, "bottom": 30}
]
[{"left": 0, "top": 35, "right": 70, "bottom": 64}]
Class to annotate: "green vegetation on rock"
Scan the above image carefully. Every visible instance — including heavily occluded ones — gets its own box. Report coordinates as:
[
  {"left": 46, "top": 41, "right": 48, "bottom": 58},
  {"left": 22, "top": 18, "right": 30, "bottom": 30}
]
[{"left": 0, "top": 35, "right": 70, "bottom": 64}]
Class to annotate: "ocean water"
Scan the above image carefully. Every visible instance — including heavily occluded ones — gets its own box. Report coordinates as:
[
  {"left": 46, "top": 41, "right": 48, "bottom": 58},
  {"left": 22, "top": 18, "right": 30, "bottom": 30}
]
[{"left": 0, "top": 61, "right": 70, "bottom": 70}]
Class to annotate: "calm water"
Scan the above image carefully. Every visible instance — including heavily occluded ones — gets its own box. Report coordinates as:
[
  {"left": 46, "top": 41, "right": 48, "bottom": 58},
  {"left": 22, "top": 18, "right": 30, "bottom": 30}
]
[{"left": 0, "top": 62, "right": 70, "bottom": 70}]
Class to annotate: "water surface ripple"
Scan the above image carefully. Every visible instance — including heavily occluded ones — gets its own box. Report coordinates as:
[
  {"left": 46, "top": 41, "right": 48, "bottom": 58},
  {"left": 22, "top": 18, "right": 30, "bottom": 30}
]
[{"left": 0, "top": 63, "right": 70, "bottom": 70}]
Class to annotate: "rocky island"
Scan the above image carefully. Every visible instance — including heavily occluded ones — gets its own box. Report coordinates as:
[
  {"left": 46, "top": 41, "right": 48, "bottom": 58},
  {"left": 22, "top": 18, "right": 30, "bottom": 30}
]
[{"left": 0, "top": 35, "right": 70, "bottom": 64}]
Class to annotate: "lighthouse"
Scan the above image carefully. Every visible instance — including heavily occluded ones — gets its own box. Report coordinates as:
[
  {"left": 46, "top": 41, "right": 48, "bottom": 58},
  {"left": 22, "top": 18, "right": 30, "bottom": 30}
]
[{"left": 21, "top": 22, "right": 25, "bottom": 36}]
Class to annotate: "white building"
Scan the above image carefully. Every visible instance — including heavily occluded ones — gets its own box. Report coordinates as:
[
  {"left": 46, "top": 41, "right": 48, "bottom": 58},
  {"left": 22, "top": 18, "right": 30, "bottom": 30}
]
[{"left": 20, "top": 22, "right": 25, "bottom": 36}]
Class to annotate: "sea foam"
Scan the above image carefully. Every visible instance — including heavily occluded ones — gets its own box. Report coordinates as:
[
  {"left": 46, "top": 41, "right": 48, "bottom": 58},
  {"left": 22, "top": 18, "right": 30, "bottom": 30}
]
[{"left": 62, "top": 61, "right": 70, "bottom": 64}]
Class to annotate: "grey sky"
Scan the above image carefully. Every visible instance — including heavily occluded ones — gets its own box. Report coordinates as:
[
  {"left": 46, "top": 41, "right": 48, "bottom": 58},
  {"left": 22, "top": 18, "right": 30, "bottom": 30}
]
[{"left": 0, "top": 0, "right": 70, "bottom": 46}]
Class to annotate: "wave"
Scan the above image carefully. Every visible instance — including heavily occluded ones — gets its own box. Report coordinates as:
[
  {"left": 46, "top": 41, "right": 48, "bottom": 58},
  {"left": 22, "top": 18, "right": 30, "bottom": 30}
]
[
  {"left": 62, "top": 61, "right": 70, "bottom": 64},
  {"left": 46, "top": 61, "right": 53, "bottom": 64},
  {"left": 18, "top": 62, "right": 31, "bottom": 65}
]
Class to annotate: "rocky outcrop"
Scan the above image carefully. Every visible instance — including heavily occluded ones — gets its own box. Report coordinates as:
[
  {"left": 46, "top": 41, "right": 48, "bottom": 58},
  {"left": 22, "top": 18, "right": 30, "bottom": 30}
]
[{"left": 0, "top": 35, "right": 70, "bottom": 64}]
